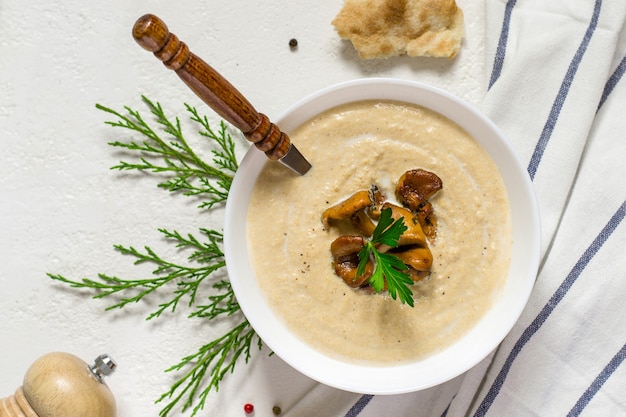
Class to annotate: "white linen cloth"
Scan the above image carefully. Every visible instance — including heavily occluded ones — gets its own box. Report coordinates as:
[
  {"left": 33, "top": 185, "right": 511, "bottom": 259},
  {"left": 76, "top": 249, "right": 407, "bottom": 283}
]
[{"left": 282, "top": 1, "right": 626, "bottom": 416}]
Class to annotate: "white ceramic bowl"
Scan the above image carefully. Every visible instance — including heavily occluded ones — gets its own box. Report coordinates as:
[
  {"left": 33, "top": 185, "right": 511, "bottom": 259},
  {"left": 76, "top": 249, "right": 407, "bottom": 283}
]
[{"left": 224, "top": 78, "right": 540, "bottom": 394}]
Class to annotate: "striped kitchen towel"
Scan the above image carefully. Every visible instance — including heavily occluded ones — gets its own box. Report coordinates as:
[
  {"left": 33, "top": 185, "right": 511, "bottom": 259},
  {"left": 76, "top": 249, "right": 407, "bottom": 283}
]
[{"left": 284, "top": 1, "right": 626, "bottom": 416}]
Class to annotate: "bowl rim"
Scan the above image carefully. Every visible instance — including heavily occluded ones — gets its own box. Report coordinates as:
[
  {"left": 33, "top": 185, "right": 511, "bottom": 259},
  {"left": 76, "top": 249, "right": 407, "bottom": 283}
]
[{"left": 224, "top": 77, "right": 541, "bottom": 394}]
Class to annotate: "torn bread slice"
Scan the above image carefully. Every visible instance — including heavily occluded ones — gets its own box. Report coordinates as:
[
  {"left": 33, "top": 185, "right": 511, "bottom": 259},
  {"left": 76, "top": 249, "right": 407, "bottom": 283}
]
[{"left": 332, "top": 0, "right": 464, "bottom": 59}]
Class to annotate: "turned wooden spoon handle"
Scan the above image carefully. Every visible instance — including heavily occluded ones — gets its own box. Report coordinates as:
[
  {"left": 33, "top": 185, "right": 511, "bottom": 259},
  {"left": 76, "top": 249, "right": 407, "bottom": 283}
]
[{"left": 132, "top": 14, "right": 290, "bottom": 160}]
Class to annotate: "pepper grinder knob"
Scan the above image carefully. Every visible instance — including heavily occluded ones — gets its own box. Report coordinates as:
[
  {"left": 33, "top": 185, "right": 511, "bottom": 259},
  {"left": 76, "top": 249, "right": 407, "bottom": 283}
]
[
  {"left": 0, "top": 352, "right": 117, "bottom": 417},
  {"left": 89, "top": 354, "right": 117, "bottom": 382}
]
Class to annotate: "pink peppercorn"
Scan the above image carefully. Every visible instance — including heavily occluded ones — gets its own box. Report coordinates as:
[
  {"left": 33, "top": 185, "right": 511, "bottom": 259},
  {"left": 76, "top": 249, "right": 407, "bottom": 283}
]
[{"left": 244, "top": 403, "right": 254, "bottom": 414}]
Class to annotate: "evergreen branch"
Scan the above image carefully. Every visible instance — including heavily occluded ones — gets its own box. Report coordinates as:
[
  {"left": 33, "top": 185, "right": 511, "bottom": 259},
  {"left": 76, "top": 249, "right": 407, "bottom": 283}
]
[
  {"left": 48, "top": 97, "right": 259, "bottom": 417},
  {"left": 47, "top": 228, "right": 227, "bottom": 320},
  {"left": 191, "top": 279, "right": 240, "bottom": 320},
  {"left": 186, "top": 104, "right": 238, "bottom": 174},
  {"left": 47, "top": 224, "right": 257, "bottom": 417},
  {"left": 96, "top": 96, "right": 239, "bottom": 209},
  {"left": 156, "top": 320, "right": 262, "bottom": 416}
]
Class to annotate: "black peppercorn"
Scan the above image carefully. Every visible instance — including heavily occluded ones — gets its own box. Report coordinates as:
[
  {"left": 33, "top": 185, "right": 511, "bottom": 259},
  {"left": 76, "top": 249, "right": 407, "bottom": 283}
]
[{"left": 289, "top": 38, "right": 298, "bottom": 49}]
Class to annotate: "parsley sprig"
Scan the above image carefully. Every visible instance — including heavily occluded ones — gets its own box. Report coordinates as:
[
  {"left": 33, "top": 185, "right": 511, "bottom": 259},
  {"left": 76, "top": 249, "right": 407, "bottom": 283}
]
[
  {"left": 48, "top": 97, "right": 259, "bottom": 417},
  {"left": 356, "top": 207, "right": 416, "bottom": 307}
]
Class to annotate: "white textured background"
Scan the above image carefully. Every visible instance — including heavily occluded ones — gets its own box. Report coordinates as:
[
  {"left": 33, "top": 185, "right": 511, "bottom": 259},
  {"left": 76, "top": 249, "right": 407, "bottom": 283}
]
[{"left": 0, "top": 1, "right": 484, "bottom": 415}]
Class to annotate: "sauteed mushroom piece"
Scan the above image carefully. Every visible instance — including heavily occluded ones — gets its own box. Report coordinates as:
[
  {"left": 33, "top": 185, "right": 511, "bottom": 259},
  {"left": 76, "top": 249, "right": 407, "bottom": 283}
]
[
  {"left": 379, "top": 203, "right": 427, "bottom": 248},
  {"left": 368, "top": 184, "right": 386, "bottom": 220},
  {"left": 415, "top": 201, "right": 438, "bottom": 242},
  {"left": 391, "top": 246, "right": 433, "bottom": 282},
  {"left": 376, "top": 203, "right": 432, "bottom": 282},
  {"left": 395, "top": 169, "right": 443, "bottom": 211},
  {"left": 351, "top": 210, "right": 376, "bottom": 237},
  {"left": 322, "top": 186, "right": 385, "bottom": 236},
  {"left": 396, "top": 169, "right": 442, "bottom": 241},
  {"left": 330, "top": 235, "right": 373, "bottom": 287}
]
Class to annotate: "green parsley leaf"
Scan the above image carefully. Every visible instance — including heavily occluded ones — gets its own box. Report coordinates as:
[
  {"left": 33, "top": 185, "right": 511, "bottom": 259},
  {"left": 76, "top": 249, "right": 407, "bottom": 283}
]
[
  {"left": 373, "top": 207, "right": 408, "bottom": 247},
  {"left": 357, "top": 207, "right": 415, "bottom": 307},
  {"left": 376, "top": 252, "right": 414, "bottom": 307},
  {"left": 356, "top": 243, "right": 371, "bottom": 279}
]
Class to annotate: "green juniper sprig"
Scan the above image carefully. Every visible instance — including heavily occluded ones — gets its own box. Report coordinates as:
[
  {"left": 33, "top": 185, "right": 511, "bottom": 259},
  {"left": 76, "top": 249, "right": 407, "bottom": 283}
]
[
  {"left": 99, "top": 95, "right": 237, "bottom": 209},
  {"left": 48, "top": 228, "right": 227, "bottom": 320},
  {"left": 48, "top": 97, "right": 259, "bottom": 417},
  {"left": 156, "top": 321, "right": 261, "bottom": 416}
]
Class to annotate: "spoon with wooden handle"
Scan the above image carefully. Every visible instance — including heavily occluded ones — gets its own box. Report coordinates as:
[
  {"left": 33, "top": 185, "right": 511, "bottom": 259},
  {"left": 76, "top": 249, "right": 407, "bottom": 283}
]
[{"left": 132, "top": 14, "right": 312, "bottom": 175}]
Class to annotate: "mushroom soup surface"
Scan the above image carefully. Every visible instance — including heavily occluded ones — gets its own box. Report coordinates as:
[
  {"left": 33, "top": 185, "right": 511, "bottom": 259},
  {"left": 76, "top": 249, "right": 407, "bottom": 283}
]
[{"left": 247, "top": 100, "right": 512, "bottom": 363}]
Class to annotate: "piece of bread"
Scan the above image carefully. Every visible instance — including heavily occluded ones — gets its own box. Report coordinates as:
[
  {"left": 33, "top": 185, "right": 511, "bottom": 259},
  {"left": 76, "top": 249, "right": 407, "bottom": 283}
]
[{"left": 332, "top": 0, "right": 464, "bottom": 59}]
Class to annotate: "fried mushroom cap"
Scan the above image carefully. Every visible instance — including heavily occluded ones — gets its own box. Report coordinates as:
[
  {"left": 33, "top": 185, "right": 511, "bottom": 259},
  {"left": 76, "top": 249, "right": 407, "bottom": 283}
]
[
  {"left": 368, "top": 184, "right": 386, "bottom": 220},
  {"left": 322, "top": 186, "right": 385, "bottom": 236},
  {"left": 379, "top": 202, "right": 427, "bottom": 248},
  {"left": 396, "top": 169, "right": 442, "bottom": 241},
  {"left": 395, "top": 169, "right": 443, "bottom": 211},
  {"left": 330, "top": 235, "right": 373, "bottom": 287},
  {"left": 378, "top": 202, "right": 433, "bottom": 283},
  {"left": 415, "top": 201, "right": 438, "bottom": 242},
  {"left": 391, "top": 246, "right": 433, "bottom": 282}
]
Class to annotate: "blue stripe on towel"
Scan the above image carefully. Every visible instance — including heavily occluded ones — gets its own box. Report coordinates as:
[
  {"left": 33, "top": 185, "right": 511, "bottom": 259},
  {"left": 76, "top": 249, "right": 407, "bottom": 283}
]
[
  {"left": 344, "top": 394, "right": 373, "bottom": 417},
  {"left": 473, "top": 200, "right": 626, "bottom": 417},
  {"left": 597, "top": 54, "right": 626, "bottom": 111},
  {"left": 488, "top": 0, "right": 518, "bottom": 89},
  {"left": 527, "top": 0, "right": 602, "bottom": 180},
  {"left": 567, "top": 343, "right": 626, "bottom": 417}
]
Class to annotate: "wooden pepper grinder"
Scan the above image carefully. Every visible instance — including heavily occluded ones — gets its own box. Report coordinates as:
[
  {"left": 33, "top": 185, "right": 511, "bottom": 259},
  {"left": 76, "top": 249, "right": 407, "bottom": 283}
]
[{"left": 0, "top": 352, "right": 117, "bottom": 417}]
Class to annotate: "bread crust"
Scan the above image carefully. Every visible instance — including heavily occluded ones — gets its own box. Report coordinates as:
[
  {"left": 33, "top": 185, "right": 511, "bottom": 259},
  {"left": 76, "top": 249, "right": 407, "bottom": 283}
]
[{"left": 332, "top": 0, "right": 464, "bottom": 59}]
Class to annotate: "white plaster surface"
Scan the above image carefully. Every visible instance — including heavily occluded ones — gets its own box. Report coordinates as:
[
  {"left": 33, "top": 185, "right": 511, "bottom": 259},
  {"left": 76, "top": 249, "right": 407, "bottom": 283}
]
[{"left": 0, "top": 1, "right": 484, "bottom": 415}]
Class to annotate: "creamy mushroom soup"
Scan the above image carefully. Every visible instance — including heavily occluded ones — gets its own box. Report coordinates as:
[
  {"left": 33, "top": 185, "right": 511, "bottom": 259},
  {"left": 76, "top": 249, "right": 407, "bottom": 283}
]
[{"left": 247, "top": 100, "right": 512, "bottom": 363}]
